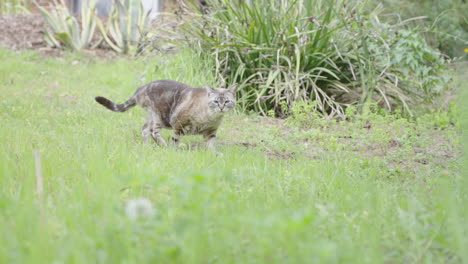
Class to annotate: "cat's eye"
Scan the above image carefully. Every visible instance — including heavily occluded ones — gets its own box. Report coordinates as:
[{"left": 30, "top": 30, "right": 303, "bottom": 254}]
[{"left": 213, "top": 100, "right": 219, "bottom": 104}]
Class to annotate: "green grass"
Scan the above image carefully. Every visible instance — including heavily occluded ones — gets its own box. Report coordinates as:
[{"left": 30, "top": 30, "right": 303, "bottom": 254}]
[{"left": 0, "top": 48, "right": 466, "bottom": 263}]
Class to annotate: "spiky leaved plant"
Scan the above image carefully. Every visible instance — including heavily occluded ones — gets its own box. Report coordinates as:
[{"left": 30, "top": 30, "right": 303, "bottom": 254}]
[
  {"left": 97, "top": 0, "right": 151, "bottom": 54},
  {"left": 37, "top": 0, "right": 99, "bottom": 51}
]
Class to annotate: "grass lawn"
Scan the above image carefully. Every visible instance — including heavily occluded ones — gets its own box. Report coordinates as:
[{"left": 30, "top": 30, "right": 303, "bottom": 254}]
[{"left": 0, "top": 48, "right": 466, "bottom": 263}]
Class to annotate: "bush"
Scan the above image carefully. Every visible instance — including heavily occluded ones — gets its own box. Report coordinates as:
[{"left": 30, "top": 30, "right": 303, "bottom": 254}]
[
  {"left": 178, "top": 0, "right": 451, "bottom": 118},
  {"left": 373, "top": 0, "right": 468, "bottom": 59}
]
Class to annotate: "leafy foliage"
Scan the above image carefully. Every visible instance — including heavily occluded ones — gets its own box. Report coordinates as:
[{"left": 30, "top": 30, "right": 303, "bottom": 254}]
[
  {"left": 178, "top": 0, "right": 451, "bottom": 118},
  {"left": 342, "top": 20, "right": 452, "bottom": 115},
  {"left": 389, "top": 30, "right": 451, "bottom": 96},
  {"left": 373, "top": 0, "right": 468, "bottom": 59}
]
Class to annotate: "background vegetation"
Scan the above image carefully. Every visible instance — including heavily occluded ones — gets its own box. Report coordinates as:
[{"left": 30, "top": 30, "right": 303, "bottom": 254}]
[
  {"left": 177, "top": 0, "right": 464, "bottom": 117},
  {"left": 374, "top": 0, "right": 468, "bottom": 59}
]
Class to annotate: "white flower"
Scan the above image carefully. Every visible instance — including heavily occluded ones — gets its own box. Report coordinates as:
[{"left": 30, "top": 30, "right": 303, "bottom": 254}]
[{"left": 125, "top": 198, "right": 155, "bottom": 220}]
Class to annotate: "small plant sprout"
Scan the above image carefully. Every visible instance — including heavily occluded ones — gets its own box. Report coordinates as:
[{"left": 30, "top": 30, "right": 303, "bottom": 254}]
[{"left": 125, "top": 198, "right": 155, "bottom": 220}]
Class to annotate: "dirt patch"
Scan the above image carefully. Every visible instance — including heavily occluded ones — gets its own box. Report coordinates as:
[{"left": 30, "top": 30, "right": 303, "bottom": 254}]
[
  {"left": 222, "top": 114, "right": 460, "bottom": 173},
  {"left": 265, "top": 150, "right": 296, "bottom": 160},
  {"left": 0, "top": 13, "right": 47, "bottom": 50}
]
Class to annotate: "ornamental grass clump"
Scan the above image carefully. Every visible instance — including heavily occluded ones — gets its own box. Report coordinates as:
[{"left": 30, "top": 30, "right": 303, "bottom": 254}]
[{"left": 179, "top": 0, "right": 450, "bottom": 118}]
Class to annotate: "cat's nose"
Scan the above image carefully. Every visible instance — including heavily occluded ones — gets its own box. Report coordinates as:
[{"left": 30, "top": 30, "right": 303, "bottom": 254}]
[{"left": 219, "top": 105, "right": 224, "bottom": 111}]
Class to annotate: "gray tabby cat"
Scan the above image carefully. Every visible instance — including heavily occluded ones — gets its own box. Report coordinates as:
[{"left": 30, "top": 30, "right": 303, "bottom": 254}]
[{"left": 95, "top": 80, "right": 237, "bottom": 149}]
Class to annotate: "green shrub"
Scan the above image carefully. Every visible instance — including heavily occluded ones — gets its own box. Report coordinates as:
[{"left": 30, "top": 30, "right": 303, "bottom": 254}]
[
  {"left": 178, "top": 0, "right": 450, "bottom": 118},
  {"left": 374, "top": 0, "right": 468, "bottom": 59},
  {"left": 350, "top": 24, "right": 452, "bottom": 115},
  {"left": 388, "top": 30, "right": 451, "bottom": 95}
]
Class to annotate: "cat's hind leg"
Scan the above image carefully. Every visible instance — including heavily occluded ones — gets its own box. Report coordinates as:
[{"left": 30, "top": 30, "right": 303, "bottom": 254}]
[
  {"left": 144, "top": 112, "right": 167, "bottom": 147},
  {"left": 141, "top": 113, "right": 154, "bottom": 144},
  {"left": 141, "top": 122, "right": 151, "bottom": 144},
  {"left": 171, "top": 130, "right": 183, "bottom": 147},
  {"left": 150, "top": 123, "right": 167, "bottom": 147}
]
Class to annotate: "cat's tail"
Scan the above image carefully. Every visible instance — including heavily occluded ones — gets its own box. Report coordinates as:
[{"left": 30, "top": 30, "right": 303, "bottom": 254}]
[{"left": 95, "top": 95, "right": 136, "bottom": 112}]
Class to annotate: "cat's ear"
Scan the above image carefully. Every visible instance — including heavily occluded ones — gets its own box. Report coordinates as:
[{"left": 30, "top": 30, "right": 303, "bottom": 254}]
[
  {"left": 205, "top": 87, "right": 216, "bottom": 95},
  {"left": 227, "top": 84, "right": 238, "bottom": 95}
]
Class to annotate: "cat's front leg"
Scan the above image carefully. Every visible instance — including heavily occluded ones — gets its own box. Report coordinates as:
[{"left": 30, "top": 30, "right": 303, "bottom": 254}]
[{"left": 204, "top": 133, "right": 217, "bottom": 150}]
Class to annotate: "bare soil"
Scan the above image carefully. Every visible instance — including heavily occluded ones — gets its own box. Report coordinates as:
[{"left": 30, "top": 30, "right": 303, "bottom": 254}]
[{"left": 0, "top": 13, "right": 47, "bottom": 50}]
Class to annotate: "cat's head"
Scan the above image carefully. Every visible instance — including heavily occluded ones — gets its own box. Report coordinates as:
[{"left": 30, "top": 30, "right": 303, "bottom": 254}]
[{"left": 206, "top": 84, "right": 237, "bottom": 113}]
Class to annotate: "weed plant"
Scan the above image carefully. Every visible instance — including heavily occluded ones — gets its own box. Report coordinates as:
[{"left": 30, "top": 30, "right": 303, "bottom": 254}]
[{"left": 372, "top": 0, "right": 468, "bottom": 59}]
